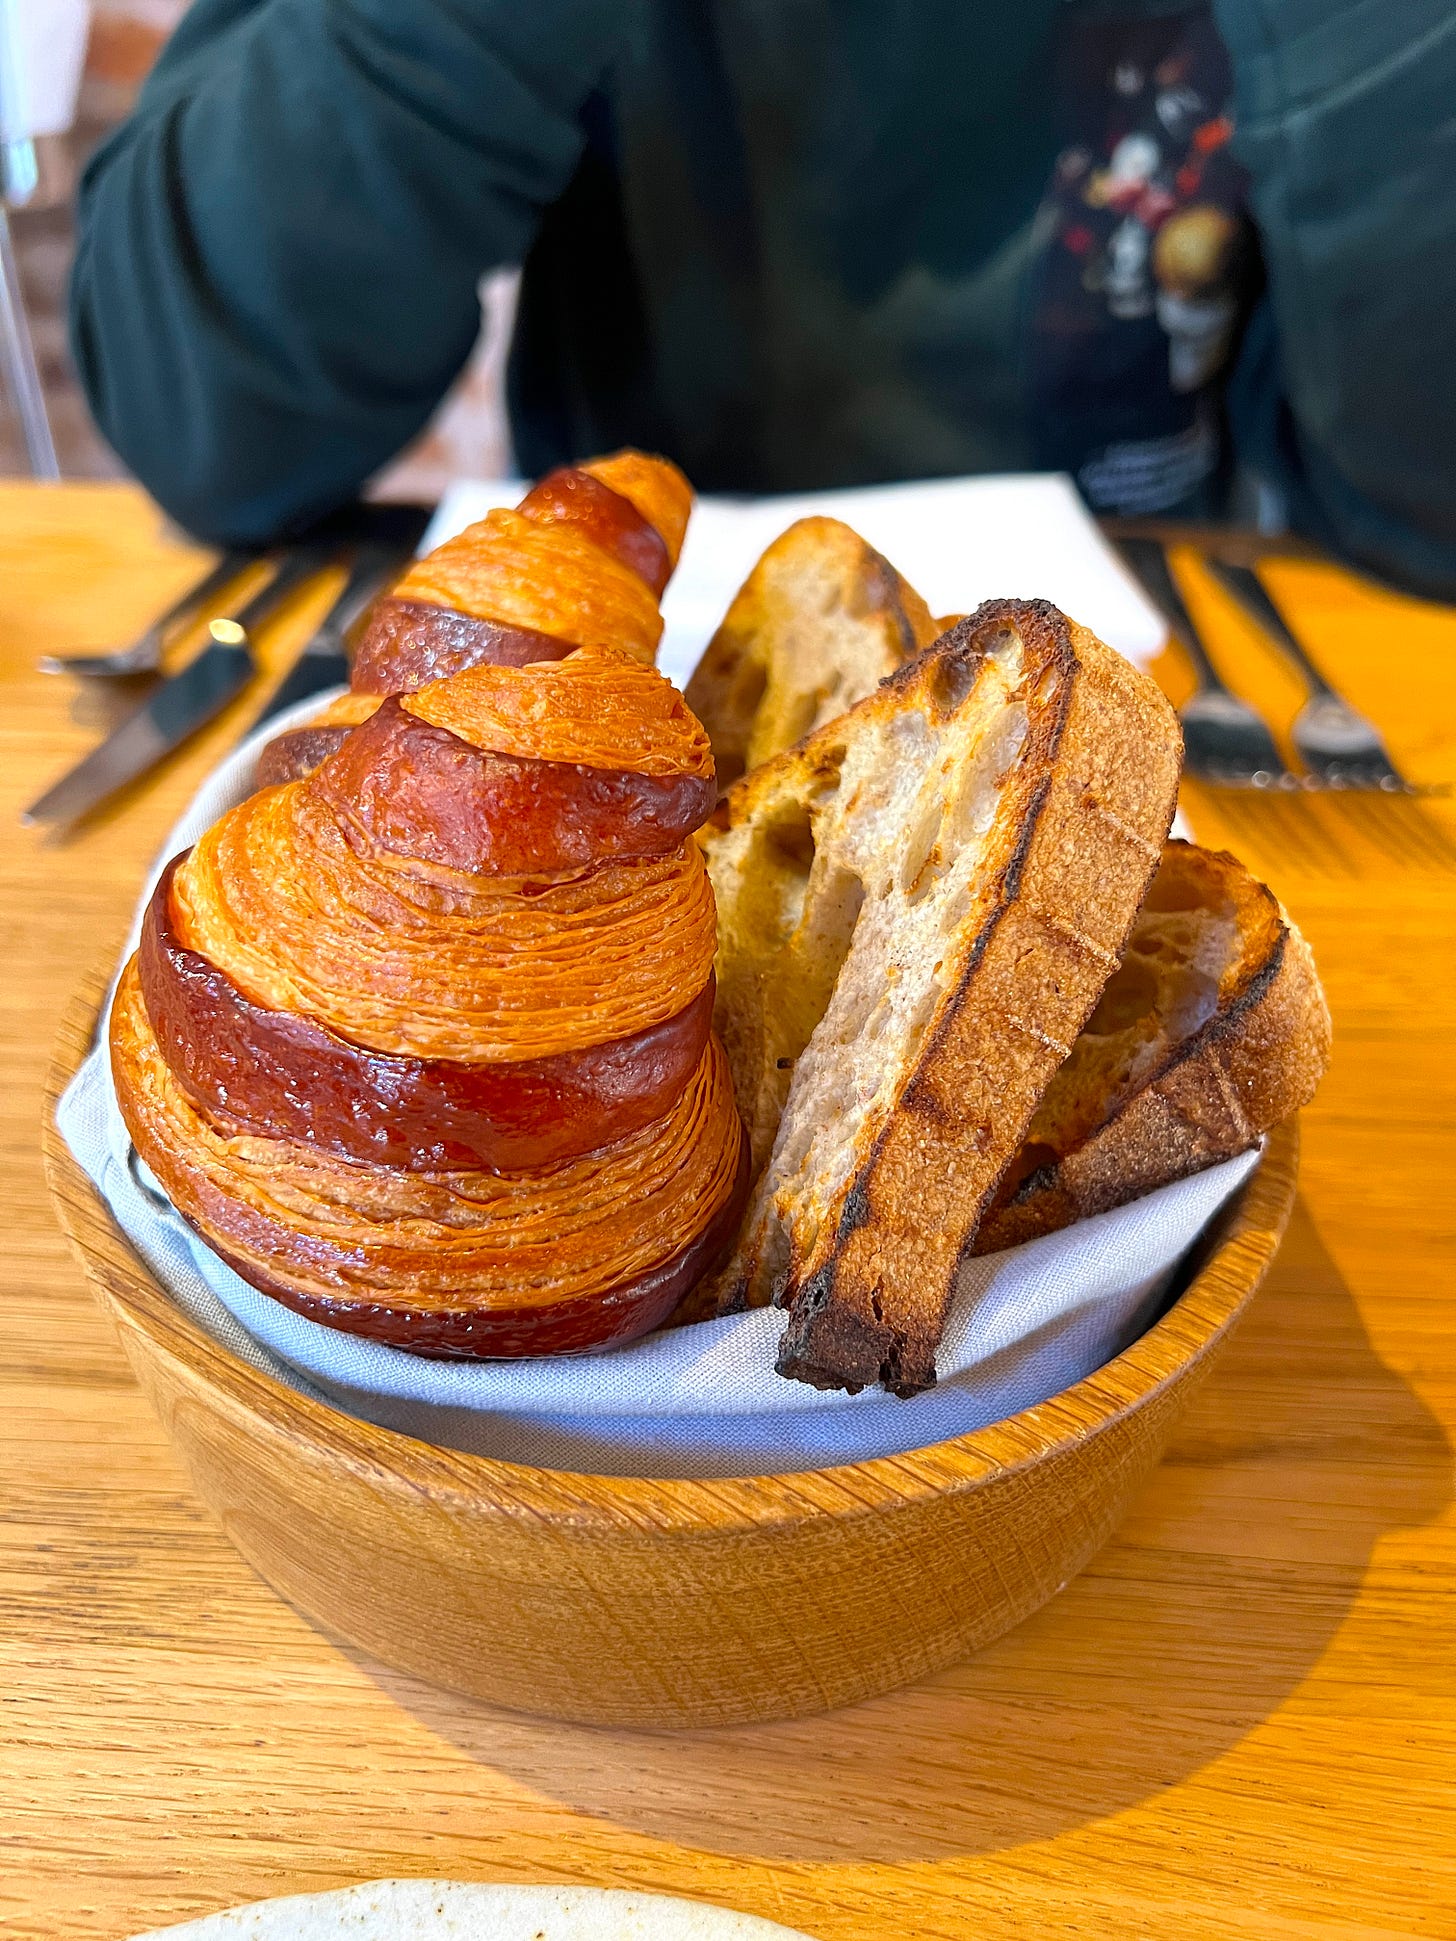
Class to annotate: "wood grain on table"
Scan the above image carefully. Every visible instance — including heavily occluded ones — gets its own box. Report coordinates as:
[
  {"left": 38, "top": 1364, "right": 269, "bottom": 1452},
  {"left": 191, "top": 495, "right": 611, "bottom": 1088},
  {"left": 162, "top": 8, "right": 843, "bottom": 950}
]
[{"left": 3, "top": 483, "right": 1455, "bottom": 1941}]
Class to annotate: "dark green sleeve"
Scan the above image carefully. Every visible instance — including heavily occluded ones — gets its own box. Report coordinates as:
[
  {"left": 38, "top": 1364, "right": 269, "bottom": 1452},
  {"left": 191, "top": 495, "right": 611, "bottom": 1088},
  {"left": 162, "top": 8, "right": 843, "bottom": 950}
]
[
  {"left": 1217, "top": 0, "right": 1456, "bottom": 598},
  {"left": 69, "top": 0, "right": 622, "bottom": 542}
]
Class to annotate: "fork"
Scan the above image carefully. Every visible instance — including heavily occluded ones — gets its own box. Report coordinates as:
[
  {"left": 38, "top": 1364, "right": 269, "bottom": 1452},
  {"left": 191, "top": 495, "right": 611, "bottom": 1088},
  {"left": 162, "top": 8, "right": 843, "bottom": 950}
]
[
  {"left": 38, "top": 548, "right": 256, "bottom": 679},
  {"left": 1116, "top": 537, "right": 1299, "bottom": 790},
  {"left": 1202, "top": 557, "right": 1414, "bottom": 793}
]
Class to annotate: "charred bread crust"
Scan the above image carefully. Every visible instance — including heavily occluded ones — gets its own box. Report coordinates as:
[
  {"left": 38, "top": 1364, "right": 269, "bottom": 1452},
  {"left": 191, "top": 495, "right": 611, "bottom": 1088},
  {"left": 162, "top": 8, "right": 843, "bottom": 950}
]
[
  {"left": 774, "top": 600, "right": 1181, "bottom": 1396},
  {"left": 351, "top": 597, "right": 575, "bottom": 695},
  {"left": 197, "top": 1133, "right": 751, "bottom": 1359},
  {"left": 975, "top": 859, "right": 1330, "bottom": 1251},
  {"left": 308, "top": 695, "right": 717, "bottom": 876},
  {"left": 139, "top": 857, "right": 717, "bottom": 1173}
]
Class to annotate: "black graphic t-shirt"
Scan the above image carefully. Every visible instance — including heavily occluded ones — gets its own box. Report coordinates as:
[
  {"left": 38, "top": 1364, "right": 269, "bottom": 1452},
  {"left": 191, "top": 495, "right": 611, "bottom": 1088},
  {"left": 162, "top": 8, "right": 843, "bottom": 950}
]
[{"left": 1028, "top": 10, "right": 1255, "bottom": 514}]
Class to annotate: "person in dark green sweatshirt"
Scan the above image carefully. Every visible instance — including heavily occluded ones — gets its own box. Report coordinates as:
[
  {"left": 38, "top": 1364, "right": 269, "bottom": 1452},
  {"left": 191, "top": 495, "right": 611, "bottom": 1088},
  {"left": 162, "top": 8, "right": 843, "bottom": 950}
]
[{"left": 70, "top": 0, "right": 1456, "bottom": 598}]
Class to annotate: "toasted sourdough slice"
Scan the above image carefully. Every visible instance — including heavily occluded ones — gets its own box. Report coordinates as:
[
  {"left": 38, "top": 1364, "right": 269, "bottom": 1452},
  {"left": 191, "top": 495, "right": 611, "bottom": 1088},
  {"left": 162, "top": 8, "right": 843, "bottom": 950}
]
[
  {"left": 700, "top": 598, "right": 1183, "bottom": 1395},
  {"left": 683, "top": 517, "right": 940, "bottom": 786},
  {"left": 974, "top": 840, "right": 1330, "bottom": 1253}
]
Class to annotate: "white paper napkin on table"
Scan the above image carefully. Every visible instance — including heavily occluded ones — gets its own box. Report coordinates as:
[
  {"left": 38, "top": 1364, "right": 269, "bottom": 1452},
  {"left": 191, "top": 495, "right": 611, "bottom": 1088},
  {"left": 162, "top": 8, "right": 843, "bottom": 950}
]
[{"left": 422, "top": 471, "right": 1168, "bottom": 691}]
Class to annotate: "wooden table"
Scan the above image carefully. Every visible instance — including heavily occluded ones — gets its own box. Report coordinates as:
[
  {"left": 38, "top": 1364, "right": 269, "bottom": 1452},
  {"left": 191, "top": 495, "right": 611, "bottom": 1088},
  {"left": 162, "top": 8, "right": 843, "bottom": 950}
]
[{"left": 4, "top": 482, "right": 1455, "bottom": 1941}]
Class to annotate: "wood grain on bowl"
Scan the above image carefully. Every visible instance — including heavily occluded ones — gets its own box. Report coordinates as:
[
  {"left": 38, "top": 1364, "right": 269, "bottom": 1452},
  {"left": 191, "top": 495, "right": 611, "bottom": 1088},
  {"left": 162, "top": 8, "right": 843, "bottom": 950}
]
[{"left": 45, "top": 963, "right": 1296, "bottom": 1729}]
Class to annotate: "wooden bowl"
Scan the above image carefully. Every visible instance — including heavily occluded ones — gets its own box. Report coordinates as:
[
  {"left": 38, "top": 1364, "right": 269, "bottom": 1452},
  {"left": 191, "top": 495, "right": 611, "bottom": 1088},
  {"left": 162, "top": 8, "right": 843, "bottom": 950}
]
[{"left": 44, "top": 969, "right": 1298, "bottom": 1729}]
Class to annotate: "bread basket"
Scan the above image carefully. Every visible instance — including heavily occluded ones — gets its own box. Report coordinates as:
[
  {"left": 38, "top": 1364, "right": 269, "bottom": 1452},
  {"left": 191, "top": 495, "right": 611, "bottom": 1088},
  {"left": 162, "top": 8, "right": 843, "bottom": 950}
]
[{"left": 45, "top": 966, "right": 1298, "bottom": 1728}]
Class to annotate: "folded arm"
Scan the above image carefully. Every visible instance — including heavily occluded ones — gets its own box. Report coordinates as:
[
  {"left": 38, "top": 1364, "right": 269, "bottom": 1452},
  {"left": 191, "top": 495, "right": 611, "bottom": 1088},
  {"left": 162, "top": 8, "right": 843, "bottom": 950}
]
[{"left": 70, "top": 0, "right": 618, "bottom": 541}]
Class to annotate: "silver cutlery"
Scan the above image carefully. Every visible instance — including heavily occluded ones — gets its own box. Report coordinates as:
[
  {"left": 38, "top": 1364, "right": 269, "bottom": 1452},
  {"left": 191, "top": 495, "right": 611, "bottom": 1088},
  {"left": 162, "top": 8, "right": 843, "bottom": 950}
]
[
  {"left": 1116, "top": 537, "right": 1299, "bottom": 790},
  {"left": 38, "top": 548, "right": 257, "bottom": 679},
  {"left": 1202, "top": 557, "right": 1414, "bottom": 793},
  {"left": 22, "top": 547, "right": 330, "bottom": 833}
]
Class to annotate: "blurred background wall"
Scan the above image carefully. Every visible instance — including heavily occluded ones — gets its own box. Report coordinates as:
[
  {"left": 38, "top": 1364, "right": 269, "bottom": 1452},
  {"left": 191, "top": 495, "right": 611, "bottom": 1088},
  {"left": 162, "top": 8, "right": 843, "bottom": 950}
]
[{"left": 0, "top": 0, "right": 513, "bottom": 498}]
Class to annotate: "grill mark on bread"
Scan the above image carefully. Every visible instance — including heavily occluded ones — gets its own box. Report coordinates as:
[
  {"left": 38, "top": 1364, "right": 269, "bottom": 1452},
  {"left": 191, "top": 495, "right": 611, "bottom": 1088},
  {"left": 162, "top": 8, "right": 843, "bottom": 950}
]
[
  {"left": 1040, "top": 911, "right": 1123, "bottom": 968},
  {"left": 999, "top": 1014, "right": 1077, "bottom": 1060},
  {"left": 1082, "top": 795, "right": 1165, "bottom": 862}
]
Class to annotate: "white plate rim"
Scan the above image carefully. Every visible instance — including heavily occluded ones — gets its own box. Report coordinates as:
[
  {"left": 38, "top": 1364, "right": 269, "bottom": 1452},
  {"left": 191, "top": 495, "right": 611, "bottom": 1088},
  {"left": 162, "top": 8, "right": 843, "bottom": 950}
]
[{"left": 130, "top": 1878, "right": 814, "bottom": 1941}]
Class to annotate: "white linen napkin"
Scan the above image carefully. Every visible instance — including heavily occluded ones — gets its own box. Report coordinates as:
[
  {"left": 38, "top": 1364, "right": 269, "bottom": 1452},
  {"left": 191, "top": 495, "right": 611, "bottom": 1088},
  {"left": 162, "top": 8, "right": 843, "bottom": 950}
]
[{"left": 57, "top": 693, "right": 1250, "bottom": 1479}]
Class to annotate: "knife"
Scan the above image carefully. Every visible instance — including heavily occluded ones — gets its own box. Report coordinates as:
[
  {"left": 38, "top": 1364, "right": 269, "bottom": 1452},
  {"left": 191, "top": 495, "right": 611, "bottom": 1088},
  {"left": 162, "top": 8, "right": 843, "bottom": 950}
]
[
  {"left": 21, "top": 548, "right": 330, "bottom": 832},
  {"left": 254, "top": 541, "right": 411, "bottom": 727}
]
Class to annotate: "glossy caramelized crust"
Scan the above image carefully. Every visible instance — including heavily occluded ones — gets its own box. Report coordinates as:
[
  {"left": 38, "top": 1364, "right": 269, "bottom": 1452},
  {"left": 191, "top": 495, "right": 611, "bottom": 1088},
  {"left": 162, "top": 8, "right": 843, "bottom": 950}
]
[
  {"left": 391, "top": 509, "right": 664, "bottom": 661},
  {"left": 255, "top": 691, "right": 382, "bottom": 788},
  {"left": 111, "top": 495, "right": 747, "bottom": 1354},
  {"left": 350, "top": 601, "right": 575, "bottom": 696},
  {"left": 309, "top": 699, "right": 717, "bottom": 876},
  {"left": 170, "top": 785, "right": 718, "bottom": 1062},
  {"left": 518, "top": 468, "right": 673, "bottom": 596},
  {"left": 255, "top": 724, "right": 351, "bottom": 789},
  {"left": 579, "top": 451, "right": 692, "bottom": 567},
  {"left": 140, "top": 858, "right": 717, "bottom": 1173},
  {"left": 304, "top": 645, "right": 717, "bottom": 875},
  {"left": 113, "top": 961, "right": 746, "bottom": 1356},
  {"left": 347, "top": 452, "right": 689, "bottom": 698}
]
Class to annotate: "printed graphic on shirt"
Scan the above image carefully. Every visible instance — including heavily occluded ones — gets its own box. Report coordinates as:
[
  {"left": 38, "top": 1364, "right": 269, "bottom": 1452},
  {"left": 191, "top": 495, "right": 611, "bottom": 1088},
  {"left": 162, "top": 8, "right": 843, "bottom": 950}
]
[{"left": 1029, "top": 9, "right": 1255, "bottom": 514}]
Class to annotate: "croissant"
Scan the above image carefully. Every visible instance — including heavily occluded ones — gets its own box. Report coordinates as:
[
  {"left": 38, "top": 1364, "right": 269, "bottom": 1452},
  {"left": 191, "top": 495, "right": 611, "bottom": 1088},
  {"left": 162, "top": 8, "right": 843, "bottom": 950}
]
[
  {"left": 111, "top": 637, "right": 748, "bottom": 1357},
  {"left": 258, "top": 451, "right": 692, "bottom": 788}
]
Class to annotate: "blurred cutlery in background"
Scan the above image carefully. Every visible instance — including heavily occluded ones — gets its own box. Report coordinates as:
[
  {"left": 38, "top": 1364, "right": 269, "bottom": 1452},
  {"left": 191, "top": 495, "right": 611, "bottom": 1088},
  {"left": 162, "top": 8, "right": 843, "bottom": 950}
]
[
  {"left": 255, "top": 507, "right": 431, "bottom": 727},
  {"left": 1116, "top": 535, "right": 1298, "bottom": 790},
  {"left": 1203, "top": 555, "right": 1415, "bottom": 793},
  {"left": 38, "top": 548, "right": 257, "bottom": 680},
  {"left": 21, "top": 546, "right": 332, "bottom": 834}
]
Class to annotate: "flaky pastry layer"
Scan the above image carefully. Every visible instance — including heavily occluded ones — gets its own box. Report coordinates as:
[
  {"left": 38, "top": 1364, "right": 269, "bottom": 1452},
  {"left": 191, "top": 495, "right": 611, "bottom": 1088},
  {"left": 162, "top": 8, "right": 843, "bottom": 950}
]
[
  {"left": 306, "top": 691, "right": 382, "bottom": 729},
  {"left": 113, "top": 960, "right": 743, "bottom": 1314},
  {"left": 395, "top": 509, "right": 662, "bottom": 662},
  {"left": 403, "top": 644, "right": 713, "bottom": 778},
  {"left": 170, "top": 785, "right": 718, "bottom": 1062}
]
